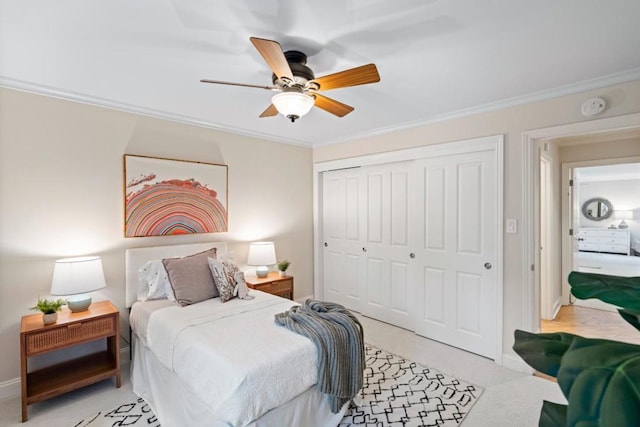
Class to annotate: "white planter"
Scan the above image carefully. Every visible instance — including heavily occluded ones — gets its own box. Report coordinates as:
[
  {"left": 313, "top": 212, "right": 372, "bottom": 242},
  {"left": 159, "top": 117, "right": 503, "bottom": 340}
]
[
  {"left": 279, "top": 271, "right": 287, "bottom": 277},
  {"left": 43, "top": 312, "right": 58, "bottom": 325}
]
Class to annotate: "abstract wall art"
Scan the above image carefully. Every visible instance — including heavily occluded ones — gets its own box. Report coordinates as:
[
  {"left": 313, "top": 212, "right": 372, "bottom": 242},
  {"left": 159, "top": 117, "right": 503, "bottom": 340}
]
[{"left": 124, "top": 155, "right": 228, "bottom": 237}]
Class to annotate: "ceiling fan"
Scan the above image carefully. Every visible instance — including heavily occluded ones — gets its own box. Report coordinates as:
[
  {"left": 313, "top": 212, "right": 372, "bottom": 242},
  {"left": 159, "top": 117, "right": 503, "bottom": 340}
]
[{"left": 200, "top": 37, "right": 381, "bottom": 122}]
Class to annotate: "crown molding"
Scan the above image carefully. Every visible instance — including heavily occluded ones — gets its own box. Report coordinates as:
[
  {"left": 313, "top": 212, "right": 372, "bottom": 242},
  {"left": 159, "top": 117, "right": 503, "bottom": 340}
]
[
  {"left": 0, "top": 76, "right": 310, "bottom": 147},
  {"left": 2, "top": 68, "right": 640, "bottom": 149},
  {"left": 315, "top": 68, "right": 640, "bottom": 147}
]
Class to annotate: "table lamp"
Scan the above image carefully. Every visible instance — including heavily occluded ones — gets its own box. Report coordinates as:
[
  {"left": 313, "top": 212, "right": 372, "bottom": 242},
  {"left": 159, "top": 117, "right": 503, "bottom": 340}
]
[
  {"left": 615, "top": 210, "right": 632, "bottom": 229},
  {"left": 247, "top": 242, "right": 277, "bottom": 278},
  {"left": 50, "top": 256, "right": 107, "bottom": 312}
]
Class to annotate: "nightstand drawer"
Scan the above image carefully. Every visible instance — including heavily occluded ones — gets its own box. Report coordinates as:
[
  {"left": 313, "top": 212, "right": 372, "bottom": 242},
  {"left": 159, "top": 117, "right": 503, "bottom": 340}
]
[
  {"left": 257, "top": 279, "right": 292, "bottom": 295},
  {"left": 25, "top": 316, "right": 116, "bottom": 355}
]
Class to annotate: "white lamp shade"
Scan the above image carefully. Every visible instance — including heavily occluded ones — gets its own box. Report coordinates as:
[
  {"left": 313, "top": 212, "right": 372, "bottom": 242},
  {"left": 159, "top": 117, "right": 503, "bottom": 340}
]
[
  {"left": 615, "top": 210, "right": 633, "bottom": 219},
  {"left": 271, "top": 92, "right": 314, "bottom": 119},
  {"left": 247, "top": 242, "right": 277, "bottom": 266},
  {"left": 50, "top": 256, "right": 107, "bottom": 296}
]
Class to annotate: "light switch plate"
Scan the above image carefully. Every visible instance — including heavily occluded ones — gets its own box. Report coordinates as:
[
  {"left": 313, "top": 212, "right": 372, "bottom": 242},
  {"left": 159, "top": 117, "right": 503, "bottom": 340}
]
[{"left": 506, "top": 219, "right": 517, "bottom": 234}]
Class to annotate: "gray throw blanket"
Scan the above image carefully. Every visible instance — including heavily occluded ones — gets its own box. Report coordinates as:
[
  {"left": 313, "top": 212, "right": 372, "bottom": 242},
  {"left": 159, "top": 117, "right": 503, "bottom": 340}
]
[{"left": 274, "top": 299, "right": 364, "bottom": 413}]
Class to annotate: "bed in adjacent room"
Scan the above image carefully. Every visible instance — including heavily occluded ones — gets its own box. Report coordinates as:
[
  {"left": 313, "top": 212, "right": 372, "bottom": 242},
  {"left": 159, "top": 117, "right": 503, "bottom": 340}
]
[{"left": 126, "top": 242, "right": 349, "bottom": 427}]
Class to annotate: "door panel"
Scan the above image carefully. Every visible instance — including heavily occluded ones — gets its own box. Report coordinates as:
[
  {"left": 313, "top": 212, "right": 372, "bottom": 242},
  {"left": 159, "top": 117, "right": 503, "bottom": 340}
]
[
  {"left": 456, "top": 272, "right": 481, "bottom": 334},
  {"left": 322, "top": 169, "right": 364, "bottom": 311},
  {"left": 366, "top": 172, "right": 384, "bottom": 243},
  {"left": 425, "top": 166, "right": 446, "bottom": 250},
  {"left": 361, "top": 162, "right": 414, "bottom": 330},
  {"left": 424, "top": 267, "right": 446, "bottom": 325},
  {"left": 414, "top": 150, "right": 497, "bottom": 359},
  {"left": 458, "top": 162, "right": 482, "bottom": 254}
]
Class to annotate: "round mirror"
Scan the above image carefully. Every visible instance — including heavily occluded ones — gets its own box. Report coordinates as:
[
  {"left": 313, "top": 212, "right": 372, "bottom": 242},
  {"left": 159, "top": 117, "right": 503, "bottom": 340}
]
[{"left": 581, "top": 197, "right": 613, "bottom": 221}]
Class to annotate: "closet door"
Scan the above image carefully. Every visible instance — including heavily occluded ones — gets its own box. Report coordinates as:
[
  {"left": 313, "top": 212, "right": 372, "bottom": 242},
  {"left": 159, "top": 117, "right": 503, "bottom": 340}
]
[
  {"left": 321, "top": 168, "right": 365, "bottom": 311},
  {"left": 361, "top": 162, "right": 414, "bottom": 330},
  {"left": 413, "top": 150, "right": 498, "bottom": 359}
]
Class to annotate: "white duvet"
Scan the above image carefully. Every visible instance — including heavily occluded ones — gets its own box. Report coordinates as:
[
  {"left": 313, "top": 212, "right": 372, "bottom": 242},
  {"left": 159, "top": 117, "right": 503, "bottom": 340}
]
[{"left": 144, "top": 291, "right": 318, "bottom": 426}]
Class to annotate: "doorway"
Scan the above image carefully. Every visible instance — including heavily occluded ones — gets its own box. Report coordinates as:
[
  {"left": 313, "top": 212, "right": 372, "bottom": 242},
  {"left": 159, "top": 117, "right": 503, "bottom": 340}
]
[
  {"left": 523, "top": 113, "right": 640, "bottom": 343},
  {"left": 562, "top": 161, "right": 640, "bottom": 312}
]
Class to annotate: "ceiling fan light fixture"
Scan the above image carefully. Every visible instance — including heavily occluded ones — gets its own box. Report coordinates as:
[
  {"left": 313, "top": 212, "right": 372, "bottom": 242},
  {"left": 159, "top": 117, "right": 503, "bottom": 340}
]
[{"left": 271, "top": 92, "right": 314, "bottom": 122}]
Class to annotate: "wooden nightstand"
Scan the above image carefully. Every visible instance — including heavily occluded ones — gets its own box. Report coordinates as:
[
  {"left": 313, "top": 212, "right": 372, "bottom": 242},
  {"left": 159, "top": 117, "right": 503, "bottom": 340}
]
[
  {"left": 20, "top": 300, "right": 121, "bottom": 422},
  {"left": 246, "top": 272, "right": 294, "bottom": 300}
]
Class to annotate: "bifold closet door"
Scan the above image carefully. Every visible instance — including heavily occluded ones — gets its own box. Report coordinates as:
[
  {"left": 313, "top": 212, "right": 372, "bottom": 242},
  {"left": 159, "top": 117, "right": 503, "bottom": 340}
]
[
  {"left": 360, "top": 162, "right": 414, "bottom": 330},
  {"left": 321, "top": 168, "right": 365, "bottom": 312},
  {"left": 413, "top": 150, "right": 498, "bottom": 359}
]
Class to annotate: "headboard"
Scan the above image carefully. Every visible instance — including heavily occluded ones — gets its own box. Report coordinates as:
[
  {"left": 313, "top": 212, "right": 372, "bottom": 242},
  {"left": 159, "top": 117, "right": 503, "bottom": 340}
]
[{"left": 125, "top": 241, "right": 228, "bottom": 308}]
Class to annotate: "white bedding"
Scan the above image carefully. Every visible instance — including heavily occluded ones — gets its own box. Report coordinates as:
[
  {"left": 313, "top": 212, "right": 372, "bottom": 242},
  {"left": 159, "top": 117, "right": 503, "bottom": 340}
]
[{"left": 134, "top": 291, "right": 318, "bottom": 426}]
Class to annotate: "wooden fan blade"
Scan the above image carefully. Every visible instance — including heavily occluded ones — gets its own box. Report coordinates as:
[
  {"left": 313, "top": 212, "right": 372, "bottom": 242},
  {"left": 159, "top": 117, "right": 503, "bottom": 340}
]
[
  {"left": 249, "top": 37, "right": 294, "bottom": 82},
  {"left": 200, "top": 79, "right": 276, "bottom": 90},
  {"left": 259, "top": 104, "right": 279, "bottom": 118},
  {"left": 311, "top": 64, "right": 380, "bottom": 91},
  {"left": 313, "top": 93, "right": 354, "bottom": 118}
]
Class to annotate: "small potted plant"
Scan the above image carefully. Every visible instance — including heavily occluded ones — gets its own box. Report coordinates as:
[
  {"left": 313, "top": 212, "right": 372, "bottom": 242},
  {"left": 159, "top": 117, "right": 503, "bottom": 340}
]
[
  {"left": 31, "top": 297, "right": 66, "bottom": 325},
  {"left": 277, "top": 259, "right": 291, "bottom": 276}
]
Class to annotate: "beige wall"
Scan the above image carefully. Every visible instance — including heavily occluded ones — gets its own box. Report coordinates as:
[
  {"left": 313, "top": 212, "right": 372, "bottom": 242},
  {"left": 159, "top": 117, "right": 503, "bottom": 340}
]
[
  {"left": 314, "top": 79, "right": 640, "bottom": 362},
  {"left": 0, "top": 88, "right": 313, "bottom": 384},
  {"left": 559, "top": 137, "right": 640, "bottom": 163}
]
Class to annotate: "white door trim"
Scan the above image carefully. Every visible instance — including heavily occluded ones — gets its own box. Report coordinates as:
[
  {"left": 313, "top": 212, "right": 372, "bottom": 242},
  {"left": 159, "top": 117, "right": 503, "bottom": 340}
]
[
  {"left": 314, "top": 135, "right": 504, "bottom": 364},
  {"left": 522, "top": 112, "right": 640, "bottom": 333},
  {"left": 539, "top": 154, "right": 555, "bottom": 320}
]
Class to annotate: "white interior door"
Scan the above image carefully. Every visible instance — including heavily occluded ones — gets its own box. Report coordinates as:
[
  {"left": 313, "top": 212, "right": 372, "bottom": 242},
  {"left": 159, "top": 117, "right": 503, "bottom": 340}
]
[
  {"left": 413, "top": 150, "right": 498, "bottom": 359},
  {"left": 361, "top": 162, "right": 414, "bottom": 330},
  {"left": 321, "top": 168, "right": 364, "bottom": 311},
  {"left": 540, "top": 155, "right": 553, "bottom": 320}
]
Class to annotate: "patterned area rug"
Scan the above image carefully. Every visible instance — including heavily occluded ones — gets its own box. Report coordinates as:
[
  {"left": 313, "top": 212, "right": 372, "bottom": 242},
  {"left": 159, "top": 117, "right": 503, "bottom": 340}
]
[
  {"left": 73, "top": 397, "right": 160, "bottom": 427},
  {"left": 340, "top": 346, "right": 482, "bottom": 426},
  {"left": 75, "top": 346, "right": 482, "bottom": 427}
]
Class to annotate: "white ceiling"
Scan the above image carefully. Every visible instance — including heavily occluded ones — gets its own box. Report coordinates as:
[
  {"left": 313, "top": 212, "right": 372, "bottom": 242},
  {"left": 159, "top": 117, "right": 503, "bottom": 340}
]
[{"left": 2, "top": 0, "right": 640, "bottom": 147}]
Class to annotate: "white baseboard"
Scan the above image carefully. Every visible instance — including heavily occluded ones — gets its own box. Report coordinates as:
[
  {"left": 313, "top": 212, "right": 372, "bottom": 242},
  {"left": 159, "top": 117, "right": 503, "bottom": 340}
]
[
  {"left": 0, "top": 346, "right": 130, "bottom": 400},
  {"left": 502, "top": 352, "right": 534, "bottom": 374}
]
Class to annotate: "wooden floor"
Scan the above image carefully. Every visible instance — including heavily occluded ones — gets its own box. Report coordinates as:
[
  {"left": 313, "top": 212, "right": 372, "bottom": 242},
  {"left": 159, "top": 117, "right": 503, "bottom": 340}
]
[{"left": 540, "top": 305, "right": 640, "bottom": 345}]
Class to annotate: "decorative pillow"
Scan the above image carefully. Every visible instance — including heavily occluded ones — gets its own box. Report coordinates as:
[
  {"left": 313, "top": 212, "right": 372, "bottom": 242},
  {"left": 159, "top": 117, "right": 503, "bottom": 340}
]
[
  {"left": 220, "top": 256, "right": 240, "bottom": 286},
  {"left": 163, "top": 247, "right": 218, "bottom": 306},
  {"left": 138, "top": 260, "right": 175, "bottom": 301},
  {"left": 208, "top": 257, "right": 236, "bottom": 303}
]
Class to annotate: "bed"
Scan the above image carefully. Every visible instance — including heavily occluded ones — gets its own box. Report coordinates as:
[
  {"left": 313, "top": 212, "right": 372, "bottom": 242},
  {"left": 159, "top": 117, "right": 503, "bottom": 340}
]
[{"left": 126, "top": 242, "right": 348, "bottom": 427}]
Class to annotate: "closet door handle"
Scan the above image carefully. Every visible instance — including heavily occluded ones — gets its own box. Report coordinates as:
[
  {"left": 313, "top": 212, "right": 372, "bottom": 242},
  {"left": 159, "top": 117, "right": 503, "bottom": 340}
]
[
  {"left": 362, "top": 247, "right": 367, "bottom": 253},
  {"left": 409, "top": 253, "right": 415, "bottom": 259},
  {"left": 324, "top": 242, "right": 328, "bottom": 247},
  {"left": 484, "top": 263, "right": 492, "bottom": 270}
]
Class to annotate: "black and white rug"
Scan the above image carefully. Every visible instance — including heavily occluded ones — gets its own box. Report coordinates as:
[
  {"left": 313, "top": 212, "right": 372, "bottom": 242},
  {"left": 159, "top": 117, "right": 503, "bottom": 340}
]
[
  {"left": 340, "top": 346, "right": 482, "bottom": 426},
  {"left": 74, "top": 397, "right": 160, "bottom": 427},
  {"left": 75, "top": 346, "right": 482, "bottom": 427}
]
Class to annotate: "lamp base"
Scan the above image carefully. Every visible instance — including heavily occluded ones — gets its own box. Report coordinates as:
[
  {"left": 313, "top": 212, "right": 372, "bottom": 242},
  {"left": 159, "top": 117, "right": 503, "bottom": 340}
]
[
  {"left": 66, "top": 294, "right": 92, "bottom": 312},
  {"left": 256, "top": 266, "right": 269, "bottom": 278}
]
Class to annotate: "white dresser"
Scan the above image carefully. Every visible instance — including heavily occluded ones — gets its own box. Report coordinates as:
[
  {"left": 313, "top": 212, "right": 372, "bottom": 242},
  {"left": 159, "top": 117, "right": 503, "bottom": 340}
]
[{"left": 577, "top": 228, "right": 631, "bottom": 255}]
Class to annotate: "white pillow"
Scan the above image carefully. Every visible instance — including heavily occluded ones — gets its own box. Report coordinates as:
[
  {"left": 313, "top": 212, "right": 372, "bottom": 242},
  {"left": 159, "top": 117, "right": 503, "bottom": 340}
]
[{"left": 138, "top": 260, "right": 175, "bottom": 301}]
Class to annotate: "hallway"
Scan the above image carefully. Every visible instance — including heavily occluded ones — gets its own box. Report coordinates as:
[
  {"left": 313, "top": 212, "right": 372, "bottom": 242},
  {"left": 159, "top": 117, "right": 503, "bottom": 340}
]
[{"left": 540, "top": 304, "right": 640, "bottom": 345}]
